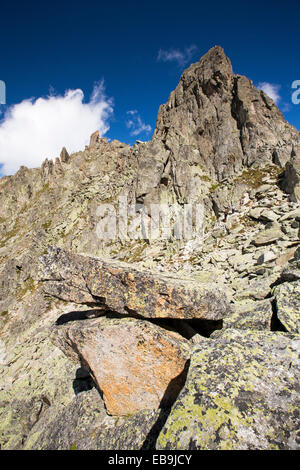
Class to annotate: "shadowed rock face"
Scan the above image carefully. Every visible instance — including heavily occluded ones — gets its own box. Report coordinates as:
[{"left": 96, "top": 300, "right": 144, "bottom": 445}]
[
  {"left": 280, "top": 153, "right": 300, "bottom": 202},
  {"left": 39, "top": 246, "right": 232, "bottom": 320},
  {"left": 51, "top": 316, "right": 191, "bottom": 416}
]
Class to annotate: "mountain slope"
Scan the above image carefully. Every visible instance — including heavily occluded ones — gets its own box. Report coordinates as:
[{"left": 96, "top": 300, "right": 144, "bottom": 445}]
[{"left": 0, "top": 46, "right": 299, "bottom": 450}]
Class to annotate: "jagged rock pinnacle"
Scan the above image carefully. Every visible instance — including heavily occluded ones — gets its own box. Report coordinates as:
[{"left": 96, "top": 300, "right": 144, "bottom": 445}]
[
  {"left": 153, "top": 46, "right": 300, "bottom": 182},
  {"left": 89, "top": 130, "right": 100, "bottom": 148},
  {"left": 60, "top": 147, "right": 70, "bottom": 163}
]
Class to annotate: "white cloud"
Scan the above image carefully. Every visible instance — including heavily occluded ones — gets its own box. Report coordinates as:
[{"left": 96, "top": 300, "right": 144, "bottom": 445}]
[
  {"left": 257, "top": 82, "right": 281, "bottom": 105},
  {"left": 157, "top": 45, "right": 197, "bottom": 67},
  {"left": 126, "top": 110, "right": 152, "bottom": 137},
  {"left": 0, "top": 81, "right": 113, "bottom": 175}
]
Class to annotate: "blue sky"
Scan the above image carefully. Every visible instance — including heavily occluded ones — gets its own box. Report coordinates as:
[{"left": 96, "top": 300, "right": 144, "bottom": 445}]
[{"left": 0, "top": 0, "right": 299, "bottom": 174}]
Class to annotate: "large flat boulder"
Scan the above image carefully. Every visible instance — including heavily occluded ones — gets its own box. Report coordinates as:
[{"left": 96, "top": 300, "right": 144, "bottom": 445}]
[
  {"left": 51, "top": 316, "right": 191, "bottom": 416},
  {"left": 157, "top": 329, "right": 300, "bottom": 450},
  {"left": 39, "top": 247, "right": 231, "bottom": 320}
]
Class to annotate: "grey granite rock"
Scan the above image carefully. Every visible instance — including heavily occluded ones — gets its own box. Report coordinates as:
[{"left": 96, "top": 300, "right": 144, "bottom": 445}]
[{"left": 157, "top": 329, "right": 300, "bottom": 450}]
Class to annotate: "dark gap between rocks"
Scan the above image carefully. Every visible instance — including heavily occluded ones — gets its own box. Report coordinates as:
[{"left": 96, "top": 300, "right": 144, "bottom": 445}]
[
  {"left": 141, "top": 360, "right": 191, "bottom": 450},
  {"left": 73, "top": 366, "right": 95, "bottom": 395},
  {"left": 160, "top": 176, "right": 169, "bottom": 186},
  {"left": 186, "top": 318, "right": 223, "bottom": 338},
  {"left": 56, "top": 308, "right": 223, "bottom": 340},
  {"left": 56, "top": 309, "right": 107, "bottom": 325},
  {"left": 73, "top": 362, "right": 106, "bottom": 405},
  {"left": 269, "top": 278, "right": 287, "bottom": 290},
  {"left": 270, "top": 298, "right": 288, "bottom": 332}
]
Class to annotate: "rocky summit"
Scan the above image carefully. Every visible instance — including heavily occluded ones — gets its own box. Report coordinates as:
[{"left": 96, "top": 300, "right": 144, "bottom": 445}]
[{"left": 0, "top": 46, "right": 300, "bottom": 450}]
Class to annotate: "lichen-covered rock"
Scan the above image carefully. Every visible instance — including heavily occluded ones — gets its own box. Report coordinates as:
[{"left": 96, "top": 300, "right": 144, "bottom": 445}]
[
  {"left": 232, "top": 274, "right": 279, "bottom": 302},
  {"left": 274, "top": 281, "right": 300, "bottom": 333},
  {"left": 24, "top": 388, "right": 166, "bottom": 450},
  {"left": 51, "top": 316, "right": 191, "bottom": 416},
  {"left": 39, "top": 246, "right": 231, "bottom": 320},
  {"left": 92, "top": 407, "right": 169, "bottom": 450},
  {"left": 157, "top": 329, "right": 300, "bottom": 450},
  {"left": 23, "top": 388, "right": 106, "bottom": 450},
  {"left": 0, "top": 300, "right": 84, "bottom": 449},
  {"left": 223, "top": 299, "right": 273, "bottom": 330}
]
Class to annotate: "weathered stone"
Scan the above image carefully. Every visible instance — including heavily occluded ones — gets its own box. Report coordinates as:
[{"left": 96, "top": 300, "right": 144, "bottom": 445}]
[
  {"left": 255, "top": 184, "right": 273, "bottom": 196},
  {"left": 233, "top": 275, "right": 277, "bottom": 301},
  {"left": 224, "top": 299, "right": 273, "bottom": 330},
  {"left": 39, "top": 247, "right": 231, "bottom": 320},
  {"left": 274, "top": 281, "right": 300, "bottom": 333},
  {"left": 228, "top": 252, "right": 254, "bottom": 273},
  {"left": 279, "top": 207, "right": 300, "bottom": 222},
  {"left": 276, "top": 245, "right": 299, "bottom": 267},
  {"left": 24, "top": 388, "right": 166, "bottom": 450},
  {"left": 157, "top": 329, "right": 300, "bottom": 450},
  {"left": 252, "top": 222, "right": 283, "bottom": 246},
  {"left": 294, "top": 246, "right": 300, "bottom": 261},
  {"left": 280, "top": 247, "right": 300, "bottom": 282},
  {"left": 248, "top": 207, "right": 263, "bottom": 220},
  {"left": 0, "top": 299, "right": 81, "bottom": 450},
  {"left": 258, "top": 209, "right": 278, "bottom": 222},
  {"left": 51, "top": 316, "right": 191, "bottom": 416},
  {"left": 281, "top": 266, "right": 300, "bottom": 282}
]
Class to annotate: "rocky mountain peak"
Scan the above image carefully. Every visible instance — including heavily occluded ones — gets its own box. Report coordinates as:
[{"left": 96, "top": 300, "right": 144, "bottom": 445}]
[
  {"left": 191, "top": 45, "right": 233, "bottom": 89},
  {"left": 154, "top": 46, "right": 300, "bottom": 182}
]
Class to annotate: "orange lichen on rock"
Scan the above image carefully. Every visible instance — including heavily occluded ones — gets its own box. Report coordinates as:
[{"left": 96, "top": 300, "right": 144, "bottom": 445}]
[{"left": 51, "top": 316, "right": 191, "bottom": 416}]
